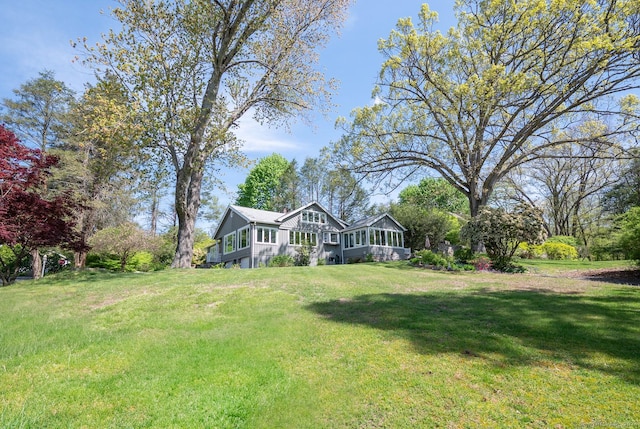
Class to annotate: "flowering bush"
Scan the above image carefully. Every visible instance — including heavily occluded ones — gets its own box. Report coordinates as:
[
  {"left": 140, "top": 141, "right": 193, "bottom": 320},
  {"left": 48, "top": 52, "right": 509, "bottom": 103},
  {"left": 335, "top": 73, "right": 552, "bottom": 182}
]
[
  {"left": 460, "top": 204, "right": 546, "bottom": 270},
  {"left": 472, "top": 256, "right": 492, "bottom": 271}
]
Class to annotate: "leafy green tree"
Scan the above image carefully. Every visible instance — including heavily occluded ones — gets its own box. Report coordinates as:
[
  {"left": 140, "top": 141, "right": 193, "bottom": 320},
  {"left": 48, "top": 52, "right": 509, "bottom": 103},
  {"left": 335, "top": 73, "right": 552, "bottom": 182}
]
[
  {"left": 1, "top": 71, "right": 76, "bottom": 278},
  {"left": 389, "top": 204, "right": 454, "bottom": 252},
  {"left": 299, "top": 156, "right": 327, "bottom": 204},
  {"left": 335, "top": 1, "right": 640, "bottom": 218},
  {"left": 603, "top": 149, "right": 640, "bottom": 215},
  {"left": 399, "top": 178, "right": 469, "bottom": 214},
  {"left": 323, "top": 168, "right": 369, "bottom": 223},
  {"left": 273, "top": 159, "right": 301, "bottom": 212},
  {"left": 80, "top": 0, "right": 352, "bottom": 268},
  {"left": 1, "top": 70, "right": 75, "bottom": 153},
  {"left": 618, "top": 207, "right": 640, "bottom": 263},
  {"left": 237, "top": 153, "right": 290, "bottom": 210},
  {"left": 199, "top": 188, "right": 226, "bottom": 236},
  {"left": 60, "top": 73, "right": 142, "bottom": 267},
  {"left": 89, "top": 223, "right": 163, "bottom": 272},
  {"left": 460, "top": 204, "right": 547, "bottom": 269},
  {"left": 0, "top": 126, "right": 79, "bottom": 285}
]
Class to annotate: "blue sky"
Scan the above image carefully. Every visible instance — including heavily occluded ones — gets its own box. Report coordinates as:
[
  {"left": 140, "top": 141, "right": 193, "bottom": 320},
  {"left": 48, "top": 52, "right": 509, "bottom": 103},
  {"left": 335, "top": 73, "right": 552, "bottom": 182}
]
[{"left": 1, "top": 0, "right": 457, "bottom": 209}]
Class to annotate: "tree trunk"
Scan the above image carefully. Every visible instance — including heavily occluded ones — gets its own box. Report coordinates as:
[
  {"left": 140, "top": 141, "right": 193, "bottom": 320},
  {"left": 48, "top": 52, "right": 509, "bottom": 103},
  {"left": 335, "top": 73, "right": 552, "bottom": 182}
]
[
  {"left": 31, "top": 249, "right": 42, "bottom": 280},
  {"left": 150, "top": 191, "right": 159, "bottom": 236},
  {"left": 468, "top": 192, "right": 488, "bottom": 253},
  {"left": 74, "top": 251, "right": 87, "bottom": 269},
  {"left": 171, "top": 160, "right": 204, "bottom": 269}
]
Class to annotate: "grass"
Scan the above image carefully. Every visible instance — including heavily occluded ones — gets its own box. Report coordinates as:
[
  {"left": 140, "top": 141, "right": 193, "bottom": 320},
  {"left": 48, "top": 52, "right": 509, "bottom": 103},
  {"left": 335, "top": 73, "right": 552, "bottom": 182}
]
[{"left": 1, "top": 262, "right": 639, "bottom": 428}]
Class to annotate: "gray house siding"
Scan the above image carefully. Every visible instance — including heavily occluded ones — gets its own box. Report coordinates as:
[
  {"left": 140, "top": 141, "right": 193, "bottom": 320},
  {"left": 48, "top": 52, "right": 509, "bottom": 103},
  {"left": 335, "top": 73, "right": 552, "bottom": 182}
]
[{"left": 211, "top": 202, "right": 408, "bottom": 268}]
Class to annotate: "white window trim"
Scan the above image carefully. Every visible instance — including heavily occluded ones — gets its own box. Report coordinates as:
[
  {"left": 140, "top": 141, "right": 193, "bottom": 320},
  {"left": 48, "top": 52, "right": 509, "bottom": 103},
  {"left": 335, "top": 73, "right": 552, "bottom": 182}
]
[
  {"left": 237, "top": 226, "right": 250, "bottom": 250},
  {"left": 343, "top": 229, "right": 367, "bottom": 249},
  {"left": 301, "top": 210, "right": 327, "bottom": 225},
  {"left": 289, "top": 230, "right": 318, "bottom": 246},
  {"left": 323, "top": 232, "right": 340, "bottom": 245},
  {"left": 256, "top": 227, "right": 278, "bottom": 245},
  {"left": 368, "top": 228, "right": 404, "bottom": 248},
  {"left": 223, "top": 232, "right": 236, "bottom": 255}
]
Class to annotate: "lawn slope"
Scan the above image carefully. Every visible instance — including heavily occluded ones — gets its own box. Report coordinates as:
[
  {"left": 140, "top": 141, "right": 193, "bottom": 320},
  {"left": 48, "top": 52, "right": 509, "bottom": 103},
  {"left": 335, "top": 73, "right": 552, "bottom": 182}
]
[{"left": 1, "top": 263, "right": 639, "bottom": 428}]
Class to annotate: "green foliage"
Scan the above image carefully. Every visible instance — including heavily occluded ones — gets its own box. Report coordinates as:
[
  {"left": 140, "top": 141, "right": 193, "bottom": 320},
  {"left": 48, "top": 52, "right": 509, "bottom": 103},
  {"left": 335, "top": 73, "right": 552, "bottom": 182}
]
[
  {"left": 603, "top": 149, "right": 640, "bottom": 215},
  {"left": 411, "top": 249, "right": 453, "bottom": 269},
  {"left": 89, "top": 223, "right": 163, "bottom": 271},
  {"left": 128, "top": 251, "right": 155, "bottom": 272},
  {"left": 444, "top": 216, "right": 462, "bottom": 245},
  {"left": 546, "top": 236, "right": 579, "bottom": 248},
  {"left": 237, "top": 154, "right": 291, "bottom": 211},
  {"left": 618, "top": 207, "right": 640, "bottom": 263},
  {"left": 543, "top": 242, "right": 579, "bottom": 261},
  {"left": 334, "top": 0, "right": 640, "bottom": 220},
  {"left": 295, "top": 242, "right": 315, "bottom": 266},
  {"left": 86, "top": 251, "right": 160, "bottom": 272},
  {"left": 390, "top": 204, "right": 454, "bottom": 251},
  {"left": 399, "top": 178, "right": 469, "bottom": 214},
  {"left": 1, "top": 69, "right": 75, "bottom": 151},
  {"left": 461, "top": 204, "right": 547, "bottom": 269},
  {"left": 268, "top": 255, "right": 295, "bottom": 267},
  {"left": 517, "top": 243, "right": 544, "bottom": 259},
  {"left": 453, "top": 247, "right": 475, "bottom": 264}
]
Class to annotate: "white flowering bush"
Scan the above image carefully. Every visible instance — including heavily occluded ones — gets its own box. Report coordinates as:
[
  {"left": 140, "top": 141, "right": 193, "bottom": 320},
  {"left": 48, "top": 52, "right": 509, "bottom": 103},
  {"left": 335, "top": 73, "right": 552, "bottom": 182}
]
[{"left": 461, "top": 204, "right": 547, "bottom": 270}]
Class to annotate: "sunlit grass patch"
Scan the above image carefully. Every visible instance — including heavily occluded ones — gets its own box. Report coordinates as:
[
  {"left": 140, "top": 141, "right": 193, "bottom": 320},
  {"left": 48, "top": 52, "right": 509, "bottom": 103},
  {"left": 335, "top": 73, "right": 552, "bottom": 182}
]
[{"left": 1, "top": 262, "right": 638, "bottom": 428}]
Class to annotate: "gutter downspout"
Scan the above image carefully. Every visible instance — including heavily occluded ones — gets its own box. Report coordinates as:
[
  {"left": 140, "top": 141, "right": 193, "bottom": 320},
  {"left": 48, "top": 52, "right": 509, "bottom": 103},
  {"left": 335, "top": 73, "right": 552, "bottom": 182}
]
[{"left": 250, "top": 223, "right": 255, "bottom": 268}]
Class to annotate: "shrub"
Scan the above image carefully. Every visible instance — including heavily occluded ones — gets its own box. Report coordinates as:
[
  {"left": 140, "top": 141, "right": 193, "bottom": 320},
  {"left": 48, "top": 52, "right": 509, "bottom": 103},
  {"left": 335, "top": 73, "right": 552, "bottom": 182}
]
[
  {"left": 295, "top": 242, "right": 315, "bottom": 266},
  {"left": 472, "top": 255, "right": 492, "bottom": 271},
  {"left": 129, "top": 251, "right": 155, "bottom": 271},
  {"left": 453, "top": 247, "right": 475, "bottom": 264},
  {"left": 542, "top": 242, "right": 579, "bottom": 260},
  {"left": 268, "top": 255, "right": 295, "bottom": 267},
  {"left": 460, "top": 204, "right": 546, "bottom": 270},
  {"left": 517, "top": 242, "right": 544, "bottom": 259},
  {"left": 414, "top": 249, "right": 452, "bottom": 269}
]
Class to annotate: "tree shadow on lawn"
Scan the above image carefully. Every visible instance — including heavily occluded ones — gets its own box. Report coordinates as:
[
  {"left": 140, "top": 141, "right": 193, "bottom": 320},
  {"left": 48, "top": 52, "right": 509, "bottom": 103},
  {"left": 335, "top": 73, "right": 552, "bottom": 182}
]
[{"left": 306, "top": 289, "right": 640, "bottom": 384}]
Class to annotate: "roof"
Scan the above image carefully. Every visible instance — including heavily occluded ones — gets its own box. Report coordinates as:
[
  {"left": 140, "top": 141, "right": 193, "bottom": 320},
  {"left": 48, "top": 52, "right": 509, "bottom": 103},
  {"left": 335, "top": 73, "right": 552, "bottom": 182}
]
[
  {"left": 342, "top": 213, "right": 407, "bottom": 232},
  {"left": 212, "top": 202, "right": 404, "bottom": 239},
  {"left": 229, "top": 205, "right": 282, "bottom": 225}
]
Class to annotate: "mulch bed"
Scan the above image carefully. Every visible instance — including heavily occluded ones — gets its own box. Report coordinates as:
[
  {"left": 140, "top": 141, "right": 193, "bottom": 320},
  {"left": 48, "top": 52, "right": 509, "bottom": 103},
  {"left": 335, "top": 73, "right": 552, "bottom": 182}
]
[{"left": 574, "top": 268, "right": 640, "bottom": 286}]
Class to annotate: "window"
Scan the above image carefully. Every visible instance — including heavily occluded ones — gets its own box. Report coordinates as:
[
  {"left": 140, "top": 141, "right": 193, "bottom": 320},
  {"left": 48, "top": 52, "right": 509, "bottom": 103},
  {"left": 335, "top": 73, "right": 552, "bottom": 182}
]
[
  {"left": 368, "top": 228, "right": 404, "bottom": 247},
  {"left": 237, "top": 226, "right": 249, "bottom": 250},
  {"left": 301, "top": 210, "right": 327, "bottom": 224},
  {"left": 289, "top": 230, "right": 317, "bottom": 246},
  {"left": 223, "top": 232, "right": 236, "bottom": 254},
  {"left": 343, "top": 229, "right": 367, "bottom": 249},
  {"left": 323, "top": 232, "right": 339, "bottom": 245},
  {"left": 256, "top": 227, "right": 278, "bottom": 244}
]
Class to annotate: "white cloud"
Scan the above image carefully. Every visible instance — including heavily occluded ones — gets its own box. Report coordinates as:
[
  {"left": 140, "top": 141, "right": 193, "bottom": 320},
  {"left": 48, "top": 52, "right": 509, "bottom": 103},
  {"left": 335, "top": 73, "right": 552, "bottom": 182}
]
[{"left": 233, "top": 117, "right": 304, "bottom": 156}]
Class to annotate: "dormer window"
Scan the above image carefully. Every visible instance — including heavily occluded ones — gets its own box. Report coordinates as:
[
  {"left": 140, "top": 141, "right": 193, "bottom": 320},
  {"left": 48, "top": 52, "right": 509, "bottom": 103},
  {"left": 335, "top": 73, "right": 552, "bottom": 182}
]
[{"left": 301, "top": 210, "right": 327, "bottom": 224}]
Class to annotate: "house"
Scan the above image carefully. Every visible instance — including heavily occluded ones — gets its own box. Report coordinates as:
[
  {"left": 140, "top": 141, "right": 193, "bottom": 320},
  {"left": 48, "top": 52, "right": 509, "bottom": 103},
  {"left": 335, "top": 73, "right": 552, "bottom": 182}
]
[{"left": 207, "top": 201, "right": 409, "bottom": 268}]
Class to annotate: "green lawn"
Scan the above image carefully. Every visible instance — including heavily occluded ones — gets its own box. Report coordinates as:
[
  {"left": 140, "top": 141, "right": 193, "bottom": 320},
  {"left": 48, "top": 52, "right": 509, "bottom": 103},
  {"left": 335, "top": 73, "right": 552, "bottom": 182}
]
[{"left": 1, "top": 263, "right": 639, "bottom": 428}]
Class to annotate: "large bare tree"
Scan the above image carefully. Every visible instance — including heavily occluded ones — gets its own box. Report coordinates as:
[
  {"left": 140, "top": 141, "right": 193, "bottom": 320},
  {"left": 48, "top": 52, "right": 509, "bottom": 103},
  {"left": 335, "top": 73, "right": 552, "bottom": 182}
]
[
  {"left": 335, "top": 0, "right": 640, "bottom": 217},
  {"left": 81, "top": 0, "right": 352, "bottom": 267}
]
